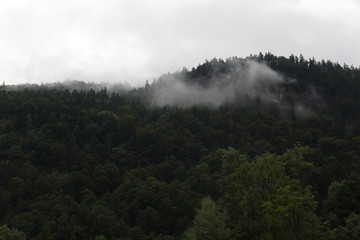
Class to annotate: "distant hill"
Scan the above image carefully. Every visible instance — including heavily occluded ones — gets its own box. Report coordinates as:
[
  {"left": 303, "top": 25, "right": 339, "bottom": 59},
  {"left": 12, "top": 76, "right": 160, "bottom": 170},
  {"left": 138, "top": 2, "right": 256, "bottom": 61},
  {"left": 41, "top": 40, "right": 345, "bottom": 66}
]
[{"left": 141, "top": 53, "right": 360, "bottom": 119}]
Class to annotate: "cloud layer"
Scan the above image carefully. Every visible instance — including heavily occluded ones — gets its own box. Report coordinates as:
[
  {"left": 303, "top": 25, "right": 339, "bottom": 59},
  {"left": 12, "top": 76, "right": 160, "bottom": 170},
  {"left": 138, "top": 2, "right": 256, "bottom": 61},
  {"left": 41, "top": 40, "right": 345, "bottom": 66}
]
[{"left": 0, "top": 0, "right": 359, "bottom": 85}]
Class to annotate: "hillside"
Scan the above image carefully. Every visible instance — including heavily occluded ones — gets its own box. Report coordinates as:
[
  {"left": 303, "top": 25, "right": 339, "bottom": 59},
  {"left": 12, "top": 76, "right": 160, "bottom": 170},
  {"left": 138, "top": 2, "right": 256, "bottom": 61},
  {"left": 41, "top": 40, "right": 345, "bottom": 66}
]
[{"left": 1, "top": 53, "right": 360, "bottom": 239}]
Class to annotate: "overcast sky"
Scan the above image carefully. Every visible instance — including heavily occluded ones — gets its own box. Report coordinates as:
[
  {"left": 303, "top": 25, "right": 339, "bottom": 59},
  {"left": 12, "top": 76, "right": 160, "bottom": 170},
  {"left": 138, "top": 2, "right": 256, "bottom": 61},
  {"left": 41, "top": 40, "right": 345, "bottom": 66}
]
[{"left": 1, "top": 0, "right": 359, "bottom": 86}]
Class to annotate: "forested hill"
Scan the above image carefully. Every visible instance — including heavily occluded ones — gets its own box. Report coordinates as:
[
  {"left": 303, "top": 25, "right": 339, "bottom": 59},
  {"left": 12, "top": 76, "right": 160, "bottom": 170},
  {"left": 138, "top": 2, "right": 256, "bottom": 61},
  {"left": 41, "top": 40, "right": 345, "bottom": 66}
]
[
  {"left": 144, "top": 53, "right": 360, "bottom": 119},
  {"left": 1, "top": 53, "right": 360, "bottom": 239}
]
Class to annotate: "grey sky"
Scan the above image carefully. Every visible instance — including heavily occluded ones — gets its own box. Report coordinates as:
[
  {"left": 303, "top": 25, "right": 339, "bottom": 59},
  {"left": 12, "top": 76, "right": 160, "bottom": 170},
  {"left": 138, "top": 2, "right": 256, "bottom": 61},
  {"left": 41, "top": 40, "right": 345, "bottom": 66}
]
[{"left": 0, "top": 0, "right": 359, "bottom": 86}]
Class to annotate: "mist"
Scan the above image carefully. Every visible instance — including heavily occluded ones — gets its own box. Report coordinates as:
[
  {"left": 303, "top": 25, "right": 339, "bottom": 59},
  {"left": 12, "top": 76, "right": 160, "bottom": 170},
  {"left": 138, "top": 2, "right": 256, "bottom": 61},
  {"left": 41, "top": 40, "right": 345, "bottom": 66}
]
[
  {"left": 0, "top": 57, "right": 321, "bottom": 118},
  {"left": 1, "top": 79, "right": 132, "bottom": 94},
  {"left": 149, "top": 60, "right": 290, "bottom": 108}
]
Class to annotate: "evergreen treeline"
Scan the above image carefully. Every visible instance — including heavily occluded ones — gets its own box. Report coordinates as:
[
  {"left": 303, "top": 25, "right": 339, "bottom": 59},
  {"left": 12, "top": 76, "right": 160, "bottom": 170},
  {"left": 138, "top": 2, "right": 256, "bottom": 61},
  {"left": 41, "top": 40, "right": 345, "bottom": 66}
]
[{"left": 1, "top": 53, "right": 360, "bottom": 239}]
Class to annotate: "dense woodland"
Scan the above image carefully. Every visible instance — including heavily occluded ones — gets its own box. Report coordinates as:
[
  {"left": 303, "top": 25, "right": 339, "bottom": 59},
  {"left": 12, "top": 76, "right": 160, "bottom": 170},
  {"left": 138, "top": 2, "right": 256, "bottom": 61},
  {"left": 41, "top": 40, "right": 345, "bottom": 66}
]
[{"left": 1, "top": 53, "right": 360, "bottom": 239}]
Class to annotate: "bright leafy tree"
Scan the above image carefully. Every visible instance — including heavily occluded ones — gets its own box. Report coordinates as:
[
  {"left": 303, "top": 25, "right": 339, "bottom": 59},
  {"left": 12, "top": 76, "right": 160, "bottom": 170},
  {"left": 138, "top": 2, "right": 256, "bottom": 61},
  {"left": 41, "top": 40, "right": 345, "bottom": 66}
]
[{"left": 183, "top": 197, "right": 230, "bottom": 240}]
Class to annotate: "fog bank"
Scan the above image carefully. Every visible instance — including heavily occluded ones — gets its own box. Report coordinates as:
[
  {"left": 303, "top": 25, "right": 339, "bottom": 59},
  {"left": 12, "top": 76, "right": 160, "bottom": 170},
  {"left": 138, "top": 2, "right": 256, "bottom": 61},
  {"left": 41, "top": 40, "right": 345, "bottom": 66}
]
[{"left": 150, "top": 60, "right": 288, "bottom": 108}]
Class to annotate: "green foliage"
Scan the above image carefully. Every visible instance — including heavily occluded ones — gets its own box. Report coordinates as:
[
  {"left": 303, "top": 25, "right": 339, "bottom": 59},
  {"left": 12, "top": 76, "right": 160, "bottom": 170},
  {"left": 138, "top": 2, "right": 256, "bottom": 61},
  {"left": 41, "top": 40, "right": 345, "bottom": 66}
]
[
  {"left": 94, "top": 236, "right": 107, "bottom": 240},
  {"left": 0, "top": 224, "right": 26, "bottom": 240},
  {"left": 220, "top": 147, "right": 247, "bottom": 174},
  {"left": 0, "top": 53, "right": 360, "bottom": 238},
  {"left": 11, "top": 194, "right": 83, "bottom": 240},
  {"left": 335, "top": 213, "right": 360, "bottom": 240},
  {"left": 221, "top": 147, "right": 325, "bottom": 240},
  {"left": 324, "top": 173, "right": 360, "bottom": 225},
  {"left": 183, "top": 197, "right": 230, "bottom": 240}
]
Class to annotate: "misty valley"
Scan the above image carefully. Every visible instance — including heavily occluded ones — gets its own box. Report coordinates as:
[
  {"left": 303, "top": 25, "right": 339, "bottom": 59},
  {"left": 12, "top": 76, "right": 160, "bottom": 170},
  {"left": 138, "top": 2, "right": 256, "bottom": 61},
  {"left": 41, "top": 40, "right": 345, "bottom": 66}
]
[{"left": 2, "top": 53, "right": 360, "bottom": 239}]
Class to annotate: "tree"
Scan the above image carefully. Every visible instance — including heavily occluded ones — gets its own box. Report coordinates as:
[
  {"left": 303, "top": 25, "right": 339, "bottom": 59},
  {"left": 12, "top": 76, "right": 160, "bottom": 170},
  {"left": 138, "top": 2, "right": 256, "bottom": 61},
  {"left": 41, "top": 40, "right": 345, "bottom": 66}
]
[
  {"left": 220, "top": 147, "right": 247, "bottom": 175},
  {"left": 183, "top": 197, "right": 230, "bottom": 240},
  {"left": 221, "top": 146, "right": 326, "bottom": 240},
  {"left": 324, "top": 173, "right": 360, "bottom": 225},
  {"left": 335, "top": 213, "right": 360, "bottom": 240},
  {"left": 0, "top": 224, "right": 26, "bottom": 240}
]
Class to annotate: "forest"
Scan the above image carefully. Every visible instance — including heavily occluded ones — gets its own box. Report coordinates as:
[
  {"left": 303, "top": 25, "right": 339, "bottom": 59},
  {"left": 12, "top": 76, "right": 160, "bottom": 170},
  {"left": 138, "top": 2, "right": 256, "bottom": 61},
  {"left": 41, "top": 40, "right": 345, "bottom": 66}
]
[{"left": 1, "top": 53, "right": 360, "bottom": 239}]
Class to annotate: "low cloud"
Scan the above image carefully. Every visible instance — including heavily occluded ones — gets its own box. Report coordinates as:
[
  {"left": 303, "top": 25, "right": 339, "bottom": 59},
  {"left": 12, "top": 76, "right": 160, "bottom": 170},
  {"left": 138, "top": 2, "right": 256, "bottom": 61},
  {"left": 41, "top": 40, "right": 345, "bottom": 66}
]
[{"left": 149, "top": 59, "right": 288, "bottom": 108}]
